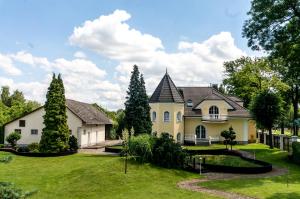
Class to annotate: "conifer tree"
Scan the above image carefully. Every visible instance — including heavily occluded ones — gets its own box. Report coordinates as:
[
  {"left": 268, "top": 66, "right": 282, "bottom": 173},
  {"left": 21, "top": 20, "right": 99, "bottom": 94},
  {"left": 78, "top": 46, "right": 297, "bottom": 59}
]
[
  {"left": 39, "top": 73, "right": 69, "bottom": 152},
  {"left": 124, "top": 65, "right": 152, "bottom": 135}
]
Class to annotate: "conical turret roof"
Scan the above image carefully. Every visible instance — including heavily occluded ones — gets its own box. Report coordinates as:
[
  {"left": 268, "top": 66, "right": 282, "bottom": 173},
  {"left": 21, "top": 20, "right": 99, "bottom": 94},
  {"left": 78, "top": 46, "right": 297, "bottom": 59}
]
[{"left": 149, "top": 71, "right": 184, "bottom": 103}]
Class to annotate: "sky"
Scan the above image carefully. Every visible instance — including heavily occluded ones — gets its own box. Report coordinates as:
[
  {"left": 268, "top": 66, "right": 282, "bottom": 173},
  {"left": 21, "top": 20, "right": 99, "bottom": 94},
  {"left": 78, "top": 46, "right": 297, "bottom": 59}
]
[{"left": 0, "top": 0, "right": 261, "bottom": 110}]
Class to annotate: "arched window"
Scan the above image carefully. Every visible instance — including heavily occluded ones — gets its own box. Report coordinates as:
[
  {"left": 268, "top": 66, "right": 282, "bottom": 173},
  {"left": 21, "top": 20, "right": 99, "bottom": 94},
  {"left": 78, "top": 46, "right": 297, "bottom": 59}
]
[
  {"left": 152, "top": 111, "right": 157, "bottom": 122},
  {"left": 164, "top": 111, "right": 170, "bottom": 122},
  {"left": 177, "top": 112, "right": 182, "bottom": 122},
  {"left": 177, "top": 132, "right": 181, "bottom": 143},
  {"left": 187, "top": 99, "right": 193, "bottom": 107},
  {"left": 195, "top": 125, "right": 206, "bottom": 139},
  {"left": 209, "top": 106, "right": 219, "bottom": 119}
]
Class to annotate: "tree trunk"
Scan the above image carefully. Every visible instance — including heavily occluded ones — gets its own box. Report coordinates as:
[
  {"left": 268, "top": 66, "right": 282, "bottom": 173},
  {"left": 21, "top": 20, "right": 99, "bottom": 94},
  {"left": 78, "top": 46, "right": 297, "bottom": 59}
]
[
  {"left": 292, "top": 85, "right": 299, "bottom": 136},
  {"left": 269, "top": 128, "right": 273, "bottom": 149}
]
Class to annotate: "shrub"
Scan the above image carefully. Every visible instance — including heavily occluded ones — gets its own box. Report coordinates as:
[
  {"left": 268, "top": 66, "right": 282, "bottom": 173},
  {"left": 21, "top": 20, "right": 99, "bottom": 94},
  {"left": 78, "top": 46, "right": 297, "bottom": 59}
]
[
  {"left": 28, "top": 143, "right": 39, "bottom": 153},
  {"left": 68, "top": 135, "right": 78, "bottom": 151},
  {"left": 6, "top": 132, "right": 21, "bottom": 149},
  {"left": 0, "top": 144, "right": 4, "bottom": 148},
  {"left": 0, "top": 182, "right": 36, "bottom": 199},
  {"left": 0, "top": 156, "right": 12, "bottom": 164},
  {"left": 128, "top": 134, "right": 153, "bottom": 163},
  {"left": 17, "top": 146, "right": 29, "bottom": 153},
  {"left": 151, "top": 133, "right": 187, "bottom": 168},
  {"left": 292, "top": 142, "right": 300, "bottom": 164}
]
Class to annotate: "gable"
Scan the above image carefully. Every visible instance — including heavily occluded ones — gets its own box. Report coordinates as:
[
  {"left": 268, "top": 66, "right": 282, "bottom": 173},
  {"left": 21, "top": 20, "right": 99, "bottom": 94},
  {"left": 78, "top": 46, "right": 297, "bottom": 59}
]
[{"left": 194, "top": 99, "right": 234, "bottom": 110}]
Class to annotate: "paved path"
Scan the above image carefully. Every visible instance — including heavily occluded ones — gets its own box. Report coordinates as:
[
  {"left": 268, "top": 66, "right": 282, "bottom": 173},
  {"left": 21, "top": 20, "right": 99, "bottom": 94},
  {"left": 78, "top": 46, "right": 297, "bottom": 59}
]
[
  {"left": 78, "top": 140, "right": 122, "bottom": 155},
  {"left": 178, "top": 167, "right": 287, "bottom": 199}
]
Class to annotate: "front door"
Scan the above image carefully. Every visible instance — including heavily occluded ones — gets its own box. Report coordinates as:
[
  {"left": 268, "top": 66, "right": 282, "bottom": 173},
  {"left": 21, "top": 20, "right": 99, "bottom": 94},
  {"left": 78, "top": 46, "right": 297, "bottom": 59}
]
[{"left": 195, "top": 125, "right": 206, "bottom": 139}]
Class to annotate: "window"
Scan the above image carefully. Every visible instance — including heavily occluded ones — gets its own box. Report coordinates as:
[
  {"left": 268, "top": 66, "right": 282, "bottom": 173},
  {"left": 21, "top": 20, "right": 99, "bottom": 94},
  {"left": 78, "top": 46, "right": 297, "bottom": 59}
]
[
  {"left": 195, "top": 125, "right": 206, "bottom": 139},
  {"left": 187, "top": 99, "right": 193, "bottom": 107},
  {"left": 164, "top": 111, "right": 170, "bottom": 122},
  {"left": 31, "top": 129, "right": 38, "bottom": 135},
  {"left": 15, "top": 129, "right": 21, "bottom": 134},
  {"left": 209, "top": 106, "right": 219, "bottom": 119},
  {"left": 177, "top": 112, "right": 182, "bottom": 122},
  {"left": 83, "top": 130, "right": 86, "bottom": 135},
  {"left": 177, "top": 133, "right": 181, "bottom": 143},
  {"left": 19, "top": 120, "right": 25, "bottom": 127},
  {"left": 152, "top": 111, "right": 157, "bottom": 122}
]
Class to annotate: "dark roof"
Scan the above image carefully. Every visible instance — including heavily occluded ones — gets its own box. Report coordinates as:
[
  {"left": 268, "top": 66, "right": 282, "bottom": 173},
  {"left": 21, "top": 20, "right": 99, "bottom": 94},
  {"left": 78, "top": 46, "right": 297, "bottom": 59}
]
[
  {"left": 149, "top": 72, "right": 184, "bottom": 103},
  {"left": 177, "top": 87, "right": 250, "bottom": 118},
  {"left": 4, "top": 99, "right": 112, "bottom": 126},
  {"left": 66, "top": 99, "right": 112, "bottom": 125},
  {"left": 227, "top": 96, "right": 243, "bottom": 102}
]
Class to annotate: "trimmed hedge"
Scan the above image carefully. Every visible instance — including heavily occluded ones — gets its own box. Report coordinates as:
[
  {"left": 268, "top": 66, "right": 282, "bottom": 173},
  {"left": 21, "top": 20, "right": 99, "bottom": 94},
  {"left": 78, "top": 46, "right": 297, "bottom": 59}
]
[
  {"left": 0, "top": 148, "right": 77, "bottom": 157},
  {"left": 292, "top": 142, "right": 300, "bottom": 164},
  {"left": 186, "top": 149, "right": 272, "bottom": 174}
]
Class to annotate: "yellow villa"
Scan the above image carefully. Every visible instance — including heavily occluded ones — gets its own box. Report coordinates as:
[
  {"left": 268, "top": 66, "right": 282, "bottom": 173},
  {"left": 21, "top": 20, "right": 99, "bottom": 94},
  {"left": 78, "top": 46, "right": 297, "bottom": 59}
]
[{"left": 149, "top": 71, "right": 256, "bottom": 145}]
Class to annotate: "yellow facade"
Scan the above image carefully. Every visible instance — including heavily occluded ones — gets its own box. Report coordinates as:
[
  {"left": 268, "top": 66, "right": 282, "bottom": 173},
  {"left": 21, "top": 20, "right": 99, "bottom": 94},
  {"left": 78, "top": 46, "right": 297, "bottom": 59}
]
[{"left": 150, "top": 100, "right": 256, "bottom": 144}]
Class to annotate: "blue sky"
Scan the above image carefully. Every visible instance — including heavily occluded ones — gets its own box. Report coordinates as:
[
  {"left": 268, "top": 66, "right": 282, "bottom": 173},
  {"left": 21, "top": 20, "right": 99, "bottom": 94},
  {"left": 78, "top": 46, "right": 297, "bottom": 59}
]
[{"left": 0, "top": 0, "right": 258, "bottom": 110}]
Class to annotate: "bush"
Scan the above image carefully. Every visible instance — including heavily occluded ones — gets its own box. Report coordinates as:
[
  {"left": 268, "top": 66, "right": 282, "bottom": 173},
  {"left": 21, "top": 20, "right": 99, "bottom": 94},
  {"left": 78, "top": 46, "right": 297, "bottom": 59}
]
[
  {"left": 17, "top": 146, "right": 29, "bottom": 153},
  {"left": 68, "top": 135, "right": 78, "bottom": 151},
  {"left": 128, "top": 134, "right": 153, "bottom": 163},
  {"left": 0, "top": 144, "right": 4, "bottom": 148},
  {"left": 292, "top": 142, "right": 300, "bottom": 164},
  {"left": 28, "top": 143, "right": 39, "bottom": 153},
  {"left": 6, "top": 132, "right": 21, "bottom": 149},
  {"left": 152, "top": 133, "right": 187, "bottom": 168},
  {"left": 0, "top": 182, "right": 36, "bottom": 199},
  {"left": 0, "top": 156, "right": 12, "bottom": 164}
]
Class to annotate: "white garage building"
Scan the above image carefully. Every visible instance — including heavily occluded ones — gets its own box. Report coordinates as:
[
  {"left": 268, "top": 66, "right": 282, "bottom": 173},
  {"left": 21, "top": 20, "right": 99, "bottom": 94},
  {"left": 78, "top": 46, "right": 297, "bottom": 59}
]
[{"left": 4, "top": 99, "right": 112, "bottom": 148}]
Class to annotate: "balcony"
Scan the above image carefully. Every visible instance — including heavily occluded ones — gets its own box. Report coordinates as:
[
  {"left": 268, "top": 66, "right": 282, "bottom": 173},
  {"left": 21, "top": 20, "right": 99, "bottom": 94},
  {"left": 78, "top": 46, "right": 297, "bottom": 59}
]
[{"left": 202, "top": 114, "right": 227, "bottom": 122}]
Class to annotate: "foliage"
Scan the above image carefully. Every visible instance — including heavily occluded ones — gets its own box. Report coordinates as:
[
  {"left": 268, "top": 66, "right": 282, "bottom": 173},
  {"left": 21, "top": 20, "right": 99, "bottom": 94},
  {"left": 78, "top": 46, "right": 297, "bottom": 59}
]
[
  {"left": 128, "top": 134, "right": 153, "bottom": 163},
  {"left": 292, "top": 142, "right": 300, "bottom": 164},
  {"left": 124, "top": 65, "right": 152, "bottom": 135},
  {"left": 243, "top": 0, "right": 300, "bottom": 135},
  {"left": 68, "top": 135, "right": 79, "bottom": 151},
  {"left": 220, "top": 126, "right": 237, "bottom": 150},
  {"left": 5, "top": 132, "right": 21, "bottom": 148},
  {"left": 223, "top": 57, "right": 289, "bottom": 108},
  {"left": 152, "top": 133, "right": 187, "bottom": 168},
  {"left": 40, "top": 74, "right": 69, "bottom": 153},
  {"left": 121, "top": 128, "right": 130, "bottom": 174},
  {"left": 0, "top": 182, "right": 35, "bottom": 199},
  {"left": 115, "top": 109, "right": 126, "bottom": 138},
  {"left": 28, "top": 143, "right": 39, "bottom": 153},
  {"left": 0, "top": 156, "right": 12, "bottom": 164},
  {"left": 250, "top": 90, "right": 282, "bottom": 148},
  {"left": 16, "top": 146, "right": 29, "bottom": 153}
]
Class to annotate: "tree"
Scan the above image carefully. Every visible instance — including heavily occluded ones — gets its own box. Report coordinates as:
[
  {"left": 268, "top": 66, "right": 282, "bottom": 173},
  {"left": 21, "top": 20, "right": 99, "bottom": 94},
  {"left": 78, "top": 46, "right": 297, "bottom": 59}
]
[
  {"left": 1, "top": 86, "right": 10, "bottom": 107},
  {"left": 223, "top": 57, "right": 289, "bottom": 108},
  {"left": 124, "top": 65, "right": 152, "bottom": 135},
  {"left": 221, "top": 126, "right": 236, "bottom": 150},
  {"left": 39, "top": 74, "right": 69, "bottom": 153},
  {"left": 243, "top": 0, "right": 300, "bottom": 135},
  {"left": 250, "top": 90, "right": 282, "bottom": 149},
  {"left": 6, "top": 132, "right": 21, "bottom": 149}
]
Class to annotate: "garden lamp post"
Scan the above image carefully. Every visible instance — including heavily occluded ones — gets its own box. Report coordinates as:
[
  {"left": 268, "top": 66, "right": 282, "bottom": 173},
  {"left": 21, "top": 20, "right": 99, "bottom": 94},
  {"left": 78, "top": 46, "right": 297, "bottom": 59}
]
[{"left": 199, "top": 157, "right": 202, "bottom": 175}]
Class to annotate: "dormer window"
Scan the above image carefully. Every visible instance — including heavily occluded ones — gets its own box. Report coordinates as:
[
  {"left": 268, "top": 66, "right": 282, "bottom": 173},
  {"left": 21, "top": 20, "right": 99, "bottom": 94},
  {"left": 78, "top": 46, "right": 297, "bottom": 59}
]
[
  {"left": 187, "top": 99, "right": 193, "bottom": 107},
  {"left": 209, "top": 106, "right": 219, "bottom": 119},
  {"left": 164, "top": 111, "right": 170, "bottom": 122}
]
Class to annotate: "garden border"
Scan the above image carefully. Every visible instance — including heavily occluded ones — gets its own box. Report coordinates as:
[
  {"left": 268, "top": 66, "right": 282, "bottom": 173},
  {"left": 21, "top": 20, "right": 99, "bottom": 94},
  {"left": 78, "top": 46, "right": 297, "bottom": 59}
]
[
  {"left": 186, "top": 149, "right": 272, "bottom": 174},
  {"left": 0, "top": 148, "right": 77, "bottom": 157}
]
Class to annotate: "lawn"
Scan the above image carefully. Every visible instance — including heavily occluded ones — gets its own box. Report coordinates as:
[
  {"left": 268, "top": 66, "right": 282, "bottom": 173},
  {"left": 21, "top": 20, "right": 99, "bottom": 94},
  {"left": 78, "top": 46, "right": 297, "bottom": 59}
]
[
  {"left": 200, "top": 144, "right": 300, "bottom": 199},
  {"left": 0, "top": 152, "right": 220, "bottom": 199},
  {"left": 196, "top": 155, "right": 260, "bottom": 167}
]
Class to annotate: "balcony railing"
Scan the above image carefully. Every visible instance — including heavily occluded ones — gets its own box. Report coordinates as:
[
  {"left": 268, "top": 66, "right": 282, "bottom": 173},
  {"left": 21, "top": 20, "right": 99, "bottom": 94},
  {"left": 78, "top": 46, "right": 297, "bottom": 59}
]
[{"left": 202, "top": 114, "right": 227, "bottom": 121}]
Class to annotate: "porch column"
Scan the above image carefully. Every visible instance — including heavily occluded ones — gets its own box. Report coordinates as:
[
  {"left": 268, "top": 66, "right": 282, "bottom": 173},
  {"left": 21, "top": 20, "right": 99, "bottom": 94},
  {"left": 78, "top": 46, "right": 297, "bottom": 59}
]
[
  {"left": 279, "top": 134, "right": 285, "bottom": 151},
  {"left": 263, "top": 132, "right": 267, "bottom": 145}
]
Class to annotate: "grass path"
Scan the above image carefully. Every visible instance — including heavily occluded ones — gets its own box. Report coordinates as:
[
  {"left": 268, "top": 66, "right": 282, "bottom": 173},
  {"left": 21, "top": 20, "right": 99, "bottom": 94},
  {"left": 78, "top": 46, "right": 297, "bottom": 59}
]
[{"left": 178, "top": 167, "right": 287, "bottom": 199}]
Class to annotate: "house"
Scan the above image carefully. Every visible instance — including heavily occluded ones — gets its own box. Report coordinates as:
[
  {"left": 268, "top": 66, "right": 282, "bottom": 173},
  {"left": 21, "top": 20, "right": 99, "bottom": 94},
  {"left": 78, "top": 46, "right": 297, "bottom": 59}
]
[
  {"left": 4, "top": 99, "right": 112, "bottom": 148},
  {"left": 149, "top": 71, "right": 256, "bottom": 145}
]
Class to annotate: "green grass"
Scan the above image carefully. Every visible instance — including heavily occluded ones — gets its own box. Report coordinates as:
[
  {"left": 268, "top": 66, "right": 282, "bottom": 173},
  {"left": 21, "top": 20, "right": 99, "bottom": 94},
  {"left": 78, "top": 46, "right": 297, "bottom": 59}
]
[
  {"left": 108, "top": 145, "right": 123, "bottom": 149},
  {"left": 183, "top": 144, "right": 226, "bottom": 150},
  {"left": 196, "top": 155, "right": 259, "bottom": 167},
  {"left": 0, "top": 152, "right": 220, "bottom": 199},
  {"left": 201, "top": 144, "right": 300, "bottom": 199}
]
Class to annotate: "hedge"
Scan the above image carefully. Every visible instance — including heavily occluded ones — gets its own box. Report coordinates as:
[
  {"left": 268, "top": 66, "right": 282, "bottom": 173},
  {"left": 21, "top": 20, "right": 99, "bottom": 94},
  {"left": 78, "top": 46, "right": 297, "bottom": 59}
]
[{"left": 292, "top": 142, "right": 300, "bottom": 164}]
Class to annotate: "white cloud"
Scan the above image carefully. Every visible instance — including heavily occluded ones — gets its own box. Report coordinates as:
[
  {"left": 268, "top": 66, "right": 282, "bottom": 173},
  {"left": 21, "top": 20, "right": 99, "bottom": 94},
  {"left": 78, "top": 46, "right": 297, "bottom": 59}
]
[
  {"left": 74, "top": 51, "right": 87, "bottom": 59},
  {"left": 0, "top": 53, "right": 22, "bottom": 76},
  {"left": 10, "top": 51, "right": 51, "bottom": 71}
]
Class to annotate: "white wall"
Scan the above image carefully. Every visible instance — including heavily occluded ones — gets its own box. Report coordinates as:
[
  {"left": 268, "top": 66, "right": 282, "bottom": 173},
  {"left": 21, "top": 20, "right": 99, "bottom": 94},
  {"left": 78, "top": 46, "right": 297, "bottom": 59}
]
[
  {"left": 4, "top": 108, "right": 82, "bottom": 145},
  {"left": 78, "top": 124, "right": 105, "bottom": 147}
]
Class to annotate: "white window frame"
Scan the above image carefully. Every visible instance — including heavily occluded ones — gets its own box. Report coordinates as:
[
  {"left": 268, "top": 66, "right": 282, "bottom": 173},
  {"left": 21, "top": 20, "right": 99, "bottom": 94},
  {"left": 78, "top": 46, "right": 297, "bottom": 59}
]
[
  {"left": 176, "top": 112, "right": 182, "bottom": 122},
  {"left": 163, "top": 111, "right": 170, "bottom": 122}
]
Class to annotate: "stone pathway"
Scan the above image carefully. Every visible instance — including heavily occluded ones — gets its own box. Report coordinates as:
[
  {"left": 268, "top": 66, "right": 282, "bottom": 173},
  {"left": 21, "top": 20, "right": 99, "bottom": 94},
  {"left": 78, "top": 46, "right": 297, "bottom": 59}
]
[
  {"left": 78, "top": 139, "right": 122, "bottom": 155},
  {"left": 178, "top": 167, "right": 288, "bottom": 199}
]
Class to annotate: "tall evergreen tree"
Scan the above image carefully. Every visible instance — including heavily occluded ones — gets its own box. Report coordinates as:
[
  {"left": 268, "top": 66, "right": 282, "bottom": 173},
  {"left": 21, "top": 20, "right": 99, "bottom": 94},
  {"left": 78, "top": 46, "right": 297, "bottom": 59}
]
[
  {"left": 39, "top": 73, "right": 69, "bottom": 152},
  {"left": 124, "top": 65, "right": 152, "bottom": 135}
]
